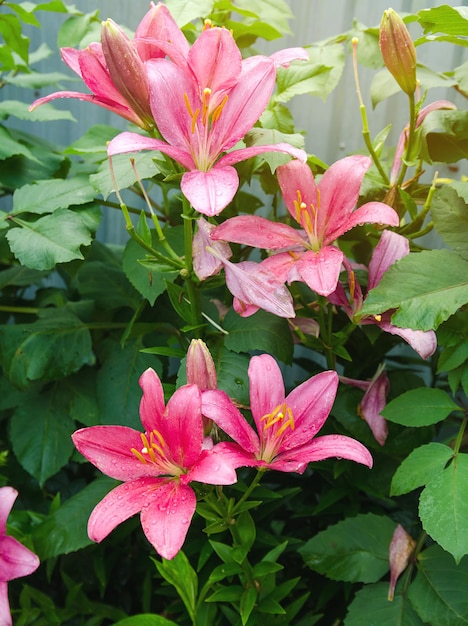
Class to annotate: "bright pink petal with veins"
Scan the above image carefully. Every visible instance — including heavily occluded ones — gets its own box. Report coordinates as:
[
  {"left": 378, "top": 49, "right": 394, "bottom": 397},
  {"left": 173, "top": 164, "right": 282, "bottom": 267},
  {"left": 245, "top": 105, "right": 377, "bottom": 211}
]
[
  {"left": 163, "top": 384, "right": 203, "bottom": 467},
  {"left": 368, "top": 230, "right": 409, "bottom": 290},
  {"left": 276, "top": 434, "right": 373, "bottom": 468},
  {"left": 0, "top": 487, "right": 15, "bottom": 533},
  {"left": 277, "top": 159, "right": 318, "bottom": 223},
  {"left": 139, "top": 368, "right": 166, "bottom": 433},
  {"left": 212, "top": 215, "right": 305, "bottom": 249},
  {"left": 107, "top": 132, "right": 195, "bottom": 170},
  {"left": 140, "top": 482, "right": 196, "bottom": 560},
  {"left": 0, "top": 536, "right": 40, "bottom": 581},
  {"left": 324, "top": 202, "right": 399, "bottom": 245},
  {"left": 181, "top": 167, "right": 239, "bottom": 216},
  {"left": 187, "top": 445, "right": 240, "bottom": 484},
  {"left": 248, "top": 355, "right": 285, "bottom": 430},
  {"left": 296, "top": 246, "right": 344, "bottom": 296}
]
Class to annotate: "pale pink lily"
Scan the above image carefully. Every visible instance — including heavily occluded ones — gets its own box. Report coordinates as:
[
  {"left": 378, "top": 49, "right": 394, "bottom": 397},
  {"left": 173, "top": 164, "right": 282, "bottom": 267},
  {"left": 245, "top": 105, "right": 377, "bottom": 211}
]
[
  {"left": 193, "top": 217, "right": 232, "bottom": 281},
  {"left": 340, "top": 365, "right": 390, "bottom": 446},
  {"left": 211, "top": 156, "right": 399, "bottom": 296},
  {"left": 329, "top": 229, "right": 436, "bottom": 359},
  {"left": 0, "top": 487, "right": 40, "bottom": 626},
  {"left": 72, "top": 368, "right": 240, "bottom": 560},
  {"left": 29, "top": 4, "right": 187, "bottom": 129},
  {"left": 201, "top": 354, "right": 373, "bottom": 473},
  {"left": 390, "top": 100, "right": 457, "bottom": 183},
  {"left": 107, "top": 26, "right": 307, "bottom": 216}
]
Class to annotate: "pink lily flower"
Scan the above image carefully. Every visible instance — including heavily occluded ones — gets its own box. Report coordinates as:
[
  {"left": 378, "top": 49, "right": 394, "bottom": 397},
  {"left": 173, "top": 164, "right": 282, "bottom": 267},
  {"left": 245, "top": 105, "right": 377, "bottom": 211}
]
[
  {"left": 211, "top": 156, "right": 399, "bottom": 295},
  {"left": 107, "top": 26, "right": 307, "bottom": 216},
  {"left": 0, "top": 487, "right": 40, "bottom": 626},
  {"left": 340, "top": 365, "right": 390, "bottom": 446},
  {"left": 29, "top": 4, "right": 187, "bottom": 129},
  {"left": 72, "top": 368, "right": 240, "bottom": 560},
  {"left": 329, "top": 229, "right": 436, "bottom": 359},
  {"left": 390, "top": 100, "right": 456, "bottom": 183},
  {"left": 201, "top": 354, "right": 373, "bottom": 473},
  {"left": 193, "top": 217, "right": 232, "bottom": 281}
]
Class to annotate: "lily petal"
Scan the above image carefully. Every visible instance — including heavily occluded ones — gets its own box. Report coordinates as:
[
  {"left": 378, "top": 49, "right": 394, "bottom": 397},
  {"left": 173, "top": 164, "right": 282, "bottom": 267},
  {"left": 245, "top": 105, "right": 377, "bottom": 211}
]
[
  {"left": 277, "top": 434, "right": 373, "bottom": 468},
  {"left": 107, "top": 131, "right": 195, "bottom": 170},
  {"left": 378, "top": 316, "right": 437, "bottom": 359},
  {"left": 368, "top": 230, "right": 409, "bottom": 290},
  {"left": 0, "top": 487, "right": 15, "bottom": 533},
  {"left": 296, "top": 246, "right": 344, "bottom": 296},
  {"left": 0, "top": 536, "right": 40, "bottom": 581},
  {"left": 140, "top": 482, "right": 196, "bottom": 560},
  {"left": 181, "top": 167, "right": 239, "bottom": 216},
  {"left": 139, "top": 367, "right": 166, "bottom": 433},
  {"left": 162, "top": 384, "right": 203, "bottom": 467},
  {"left": 324, "top": 201, "right": 399, "bottom": 245},
  {"left": 187, "top": 445, "right": 240, "bottom": 484},
  {"left": 193, "top": 217, "right": 232, "bottom": 280},
  {"left": 212, "top": 215, "right": 306, "bottom": 249},
  {"left": 248, "top": 355, "right": 286, "bottom": 430}
]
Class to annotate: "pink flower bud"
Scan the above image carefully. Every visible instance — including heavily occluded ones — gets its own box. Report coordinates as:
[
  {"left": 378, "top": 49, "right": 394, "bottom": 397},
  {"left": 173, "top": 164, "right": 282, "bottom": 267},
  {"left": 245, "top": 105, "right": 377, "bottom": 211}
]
[
  {"left": 186, "top": 339, "right": 217, "bottom": 391},
  {"left": 388, "top": 524, "right": 416, "bottom": 601},
  {"left": 101, "top": 19, "right": 154, "bottom": 129},
  {"left": 379, "top": 9, "right": 417, "bottom": 95}
]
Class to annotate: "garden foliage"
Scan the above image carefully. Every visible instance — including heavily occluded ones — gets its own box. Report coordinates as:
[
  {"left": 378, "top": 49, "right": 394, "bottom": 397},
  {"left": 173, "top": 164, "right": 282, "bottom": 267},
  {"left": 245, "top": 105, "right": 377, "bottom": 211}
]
[{"left": 1, "top": 1, "right": 468, "bottom": 624}]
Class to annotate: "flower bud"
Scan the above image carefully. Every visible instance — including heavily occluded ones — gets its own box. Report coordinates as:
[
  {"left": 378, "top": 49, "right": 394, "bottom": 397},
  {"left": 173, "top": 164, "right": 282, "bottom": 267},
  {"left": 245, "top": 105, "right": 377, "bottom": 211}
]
[
  {"left": 388, "top": 524, "right": 416, "bottom": 600},
  {"left": 186, "top": 339, "right": 217, "bottom": 391},
  {"left": 379, "top": 8, "right": 417, "bottom": 95},
  {"left": 101, "top": 19, "right": 154, "bottom": 128}
]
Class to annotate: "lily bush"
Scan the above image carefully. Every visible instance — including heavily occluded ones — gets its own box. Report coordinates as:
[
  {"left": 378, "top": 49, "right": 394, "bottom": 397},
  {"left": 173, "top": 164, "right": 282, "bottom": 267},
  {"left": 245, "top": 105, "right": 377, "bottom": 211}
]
[{"left": 1, "top": 1, "right": 468, "bottom": 624}]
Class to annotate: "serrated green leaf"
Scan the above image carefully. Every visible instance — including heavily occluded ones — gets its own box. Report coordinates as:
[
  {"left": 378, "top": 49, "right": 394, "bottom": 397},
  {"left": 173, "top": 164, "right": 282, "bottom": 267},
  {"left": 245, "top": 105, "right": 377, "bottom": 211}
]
[
  {"left": 12, "top": 177, "right": 97, "bottom": 215},
  {"left": 432, "top": 185, "right": 468, "bottom": 260},
  {"left": 420, "top": 110, "right": 468, "bottom": 164},
  {"left": 361, "top": 249, "right": 468, "bottom": 331},
  {"left": 224, "top": 308, "right": 293, "bottom": 364},
  {"left": 275, "top": 43, "right": 344, "bottom": 103},
  {"left": 162, "top": 0, "right": 214, "bottom": 26},
  {"left": 382, "top": 388, "right": 459, "bottom": 427},
  {"left": 417, "top": 6, "right": 468, "bottom": 36},
  {"left": 0, "top": 309, "right": 94, "bottom": 389},
  {"left": 419, "top": 454, "right": 468, "bottom": 563},
  {"left": 391, "top": 443, "right": 454, "bottom": 496},
  {"left": 0, "top": 265, "right": 48, "bottom": 288},
  {"left": 299, "top": 513, "right": 396, "bottom": 583},
  {"left": 32, "top": 476, "right": 117, "bottom": 558},
  {"left": 344, "top": 583, "right": 425, "bottom": 626},
  {"left": 408, "top": 544, "right": 468, "bottom": 625},
  {"left": 64, "top": 124, "right": 121, "bottom": 154},
  {"left": 7, "top": 208, "right": 92, "bottom": 270},
  {"left": 234, "top": 0, "right": 292, "bottom": 35},
  {"left": 75, "top": 260, "right": 141, "bottom": 310},
  {"left": 10, "top": 386, "right": 76, "bottom": 485},
  {"left": 57, "top": 11, "right": 99, "bottom": 49}
]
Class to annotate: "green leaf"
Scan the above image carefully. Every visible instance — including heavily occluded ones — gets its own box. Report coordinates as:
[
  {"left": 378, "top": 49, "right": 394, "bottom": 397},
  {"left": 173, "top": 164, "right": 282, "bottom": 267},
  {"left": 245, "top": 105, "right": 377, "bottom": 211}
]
[
  {"left": 0, "top": 309, "right": 94, "bottom": 389},
  {"left": 299, "top": 513, "right": 396, "bottom": 583},
  {"left": 0, "top": 14, "right": 29, "bottom": 62},
  {"left": 0, "top": 265, "right": 48, "bottom": 288},
  {"left": 7, "top": 70, "right": 73, "bottom": 89},
  {"left": 360, "top": 249, "right": 468, "bottom": 331},
  {"left": 57, "top": 11, "right": 99, "bottom": 48},
  {"left": 408, "top": 544, "right": 468, "bottom": 625},
  {"left": 64, "top": 124, "right": 121, "bottom": 154},
  {"left": 97, "top": 339, "right": 162, "bottom": 429},
  {"left": 6, "top": 208, "right": 93, "bottom": 270},
  {"left": 216, "top": 348, "right": 250, "bottom": 407},
  {"left": 391, "top": 443, "right": 454, "bottom": 496},
  {"left": 32, "top": 477, "right": 117, "bottom": 558},
  {"left": 382, "top": 388, "right": 459, "bottom": 427},
  {"left": 417, "top": 6, "right": 468, "bottom": 36},
  {"left": 89, "top": 152, "right": 160, "bottom": 200},
  {"left": 420, "top": 110, "right": 468, "bottom": 164},
  {"left": 162, "top": 0, "right": 214, "bottom": 26},
  {"left": 113, "top": 616, "right": 178, "bottom": 626},
  {"left": 275, "top": 43, "right": 345, "bottom": 103},
  {"left": 74, "top": 260, "right": 141, "bottom": 311},
  {"left": 432, "top": 185, "right": 468, "bottom": 260},
  {"left": 344, "top": 583, "right": 425, "bottom": 626},
  {"left": 419, "top": 454, "right": 468, "bottom": 563},
  {"left": 155, "top": 551, "right": 198, "bottom": 623},
  {"left": 240, "top": 586, "right": 257, "bottom": 625},
  {"left": 0, "top": 124, "right": 37, "bottom": 161},
  {"left": 0, "top": 100, "right": 75, "bottom": 122},
  {"left": 224, "top": 308, "right": 293, "bottom": 364},
  {"left": 233, "top": 0, "right": 293, "bottom": 36},
  {"left": 12, "top": 177, "right": 97, "bottom": 215},
  {"left": 10, "top": 386, "right": 76, "bottom": 485}
]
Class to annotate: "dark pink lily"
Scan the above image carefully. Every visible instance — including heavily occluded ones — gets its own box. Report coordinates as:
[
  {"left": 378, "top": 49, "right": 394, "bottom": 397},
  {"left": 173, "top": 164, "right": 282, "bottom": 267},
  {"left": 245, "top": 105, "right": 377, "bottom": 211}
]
[
  {"left": 107, "top": 26, "right": 307, "bottom": 216},
  {"left": 329, "top": 229, "right": 436, "bottom": 359},
  {"left": 0, "top": 487, "right": 40, "bottom": 626},
  {"left": 201, "top": 354, "right": 373, "bottom": 473},
  {"left": 212, "top": 156, "right": 399, "bottom": 295},
  {"left": 72, "top": 368, "right": 240, "bottom": 560},
  {"left": 29, "top": 4, "right": 187, "bottom": 129}
]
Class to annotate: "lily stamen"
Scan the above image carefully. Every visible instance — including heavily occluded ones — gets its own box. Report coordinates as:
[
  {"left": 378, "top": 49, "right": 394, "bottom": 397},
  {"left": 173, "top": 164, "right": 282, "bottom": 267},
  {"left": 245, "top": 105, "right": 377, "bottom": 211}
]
[
  {"left": 211, "top": 94, "right": 229, "bottom": 124},
  {"left": 261, "top": 403, "right": 295, "bottom": 438}
]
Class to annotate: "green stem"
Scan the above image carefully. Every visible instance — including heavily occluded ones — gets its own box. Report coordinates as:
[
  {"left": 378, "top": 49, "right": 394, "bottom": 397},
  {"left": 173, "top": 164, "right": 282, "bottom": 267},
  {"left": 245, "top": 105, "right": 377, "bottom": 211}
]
[
  {"left": 0, "top": 305, "right": 39, "bottom": 315},
  {"left": 181, "top": 196, "right": 202, "bottom": 335},
  {"left": 317, "top": 300, "right": 336, "bottom": 370},
  {"left": 396, "top": 92, "right": 416, "bottom": 189},
  {"left": 452, "top": 413, "right": 467, "bottom": 457},
  {"left": 232, "top": 469, "right": 265, "bottom": 516}
]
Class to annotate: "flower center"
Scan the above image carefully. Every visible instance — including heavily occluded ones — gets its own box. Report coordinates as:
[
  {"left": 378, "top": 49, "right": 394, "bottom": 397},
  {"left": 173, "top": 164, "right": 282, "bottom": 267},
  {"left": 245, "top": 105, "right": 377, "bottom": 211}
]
[
  {"left": 259, "top": 402, "right": 295, "bottom": 462},
  {"left": 293, "top": 189, "right": 321, "bottom": 251},
  {"left": 131, "top": 429, "right": 180, "bottom": 475}
]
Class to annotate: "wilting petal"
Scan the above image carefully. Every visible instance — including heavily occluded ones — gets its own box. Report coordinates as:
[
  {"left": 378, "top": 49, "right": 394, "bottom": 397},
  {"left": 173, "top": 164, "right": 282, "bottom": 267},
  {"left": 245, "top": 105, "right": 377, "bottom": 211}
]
[
  {"left": 368, "top": 230, "right": 409, "bottom": 290},
  {"left": 378, "top": 316, "right": 437, "bottom": 359},
  {"left": 0, "top": 536, "right": 40, "bottom": 581},
  {"left": 193, "top": 217, "right": 232, "bottom": 280},
  {"left": 325, "top": 201, "right": 399, "bottom": 245},
  {"left": 360, "top": 368, "right": 390, "bottom": 446},
  {"left": 72, "top": 426, "right": 153, "bottom": 481},
  {"left": 87, "top": 476, "right": 163, "bottom": 544},
  {"left": 202, "top": 389, "right": 260, "bottom": 454},
  {"left": 212, "top": 215, "right": 305, "bottom": 249},
  {"left": 181, "top": 167, "right": 239, "bottom": 216},
  {"left": 282, "top": 370, "right": 339, "bottom": 450},
  {"left": 277, "top": 434, "right": 373, "bottom": 468},
  {"left": 140, "top": 482, "right": 196, "bottom": 560},
  {"left": 296, "top": 246, "right": 344, "bottom": 296},
  {"left": 248, "top": 355, "right": 286, "bottom": 429}
]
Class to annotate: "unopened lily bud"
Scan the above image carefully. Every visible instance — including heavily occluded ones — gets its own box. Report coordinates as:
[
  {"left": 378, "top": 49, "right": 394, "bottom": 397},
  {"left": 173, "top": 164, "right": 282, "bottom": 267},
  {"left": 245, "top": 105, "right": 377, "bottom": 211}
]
[
  {"left": 186, "top": 339, "right": 217, "bottom": 391},
  {"left": 101, "top": 19, "right": 153, "bottom": 128},
  {"left": 379, "top": 8, "right": 417, "bottom": 95},
  {"left": 388, "top": 524, "right": 416, "bottom": 601}
]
